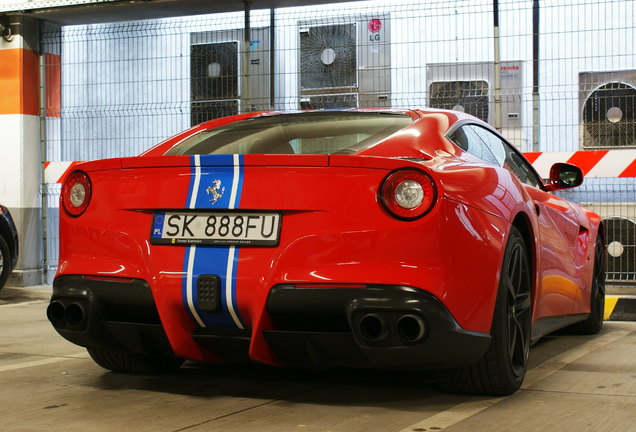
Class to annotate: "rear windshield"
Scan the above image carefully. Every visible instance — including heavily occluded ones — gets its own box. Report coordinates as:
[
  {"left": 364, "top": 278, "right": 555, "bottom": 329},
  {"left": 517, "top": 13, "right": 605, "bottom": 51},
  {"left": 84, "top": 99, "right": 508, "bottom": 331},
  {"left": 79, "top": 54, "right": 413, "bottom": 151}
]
[{"left": 165, "top": 112, "right": 413, "bottom": 155}]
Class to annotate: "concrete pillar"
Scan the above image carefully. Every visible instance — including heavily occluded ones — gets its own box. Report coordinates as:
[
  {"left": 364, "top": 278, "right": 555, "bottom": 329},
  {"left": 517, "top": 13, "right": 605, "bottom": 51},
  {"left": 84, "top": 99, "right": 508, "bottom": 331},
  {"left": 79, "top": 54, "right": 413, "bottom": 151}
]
[{"left": 0, "top": 16, "right": 42, "bottom": 286}]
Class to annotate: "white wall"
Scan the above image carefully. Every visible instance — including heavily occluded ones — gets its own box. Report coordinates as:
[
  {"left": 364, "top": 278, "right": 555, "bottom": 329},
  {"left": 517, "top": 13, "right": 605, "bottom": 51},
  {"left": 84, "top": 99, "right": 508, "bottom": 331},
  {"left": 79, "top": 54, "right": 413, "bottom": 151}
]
[{"left": 50, "top": 0, "right": 635, "bottom": 159}]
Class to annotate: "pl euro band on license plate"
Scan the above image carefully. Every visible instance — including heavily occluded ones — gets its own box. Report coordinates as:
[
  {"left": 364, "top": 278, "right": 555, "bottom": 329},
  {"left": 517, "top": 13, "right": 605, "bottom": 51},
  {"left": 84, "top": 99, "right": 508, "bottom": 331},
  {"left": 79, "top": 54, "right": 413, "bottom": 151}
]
[{"left": 150, "top": 212, "right": 281, "bottom": 246}]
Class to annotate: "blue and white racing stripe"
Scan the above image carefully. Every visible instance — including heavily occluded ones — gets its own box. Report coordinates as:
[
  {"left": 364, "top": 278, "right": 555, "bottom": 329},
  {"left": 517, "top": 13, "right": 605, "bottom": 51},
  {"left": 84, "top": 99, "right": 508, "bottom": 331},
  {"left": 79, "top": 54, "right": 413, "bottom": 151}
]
[{"left": 182, "top": 154, "right": 247, "bottom": 329}]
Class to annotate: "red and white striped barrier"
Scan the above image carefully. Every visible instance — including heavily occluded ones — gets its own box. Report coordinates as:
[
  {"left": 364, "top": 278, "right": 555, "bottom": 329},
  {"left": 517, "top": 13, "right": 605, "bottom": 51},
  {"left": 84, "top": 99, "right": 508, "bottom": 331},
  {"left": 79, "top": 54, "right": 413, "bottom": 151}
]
[
  {"left": 44, "top": 150, "right": 636, "bottom": 184},
  {"left": 44, "top": 161, "right": 82, "bottom": 184},
  {"left": 524, "top": 150, "right": 636, "bottom": 179}
]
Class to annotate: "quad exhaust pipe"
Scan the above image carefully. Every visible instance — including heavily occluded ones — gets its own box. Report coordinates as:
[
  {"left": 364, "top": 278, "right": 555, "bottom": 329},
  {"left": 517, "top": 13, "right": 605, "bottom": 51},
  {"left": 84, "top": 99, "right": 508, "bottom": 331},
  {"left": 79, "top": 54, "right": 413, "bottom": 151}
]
[
  {"left": 357, "top": 312, "right": 426, "bottom": 344},
  {"left": 47, "top": 301, "right": 87, "bottom": 328},
  {"left": 396, "top": 314, "right": 426, "bottom": 342},
  {"left": 46, "top": 301, "right": 66, "bottom": 324},
  {"left": 359, "top": 313, "right": 389, "bottom": 342}
]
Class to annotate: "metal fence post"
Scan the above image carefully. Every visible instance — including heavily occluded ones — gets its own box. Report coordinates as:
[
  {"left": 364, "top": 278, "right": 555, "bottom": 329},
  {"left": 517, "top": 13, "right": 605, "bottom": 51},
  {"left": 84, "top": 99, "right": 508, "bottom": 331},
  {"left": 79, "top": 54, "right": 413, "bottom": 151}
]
[{"left": 39, "top": 19, "right": 49, "bottom": 285}]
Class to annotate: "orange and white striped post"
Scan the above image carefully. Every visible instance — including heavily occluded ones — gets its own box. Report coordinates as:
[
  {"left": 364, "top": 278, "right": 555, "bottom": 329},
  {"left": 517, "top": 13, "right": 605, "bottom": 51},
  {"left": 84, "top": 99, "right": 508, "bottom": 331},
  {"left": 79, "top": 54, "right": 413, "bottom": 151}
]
[{"left": 0, "top": 16, "right": 43, "bottom": 286}]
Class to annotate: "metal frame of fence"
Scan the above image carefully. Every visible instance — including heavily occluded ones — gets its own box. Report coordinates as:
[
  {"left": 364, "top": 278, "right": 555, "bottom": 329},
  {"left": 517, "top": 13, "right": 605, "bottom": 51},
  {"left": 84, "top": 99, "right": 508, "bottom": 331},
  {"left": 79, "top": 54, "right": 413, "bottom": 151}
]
[{"left": 38, "top": 0, "right": 635, "bottom": 283}]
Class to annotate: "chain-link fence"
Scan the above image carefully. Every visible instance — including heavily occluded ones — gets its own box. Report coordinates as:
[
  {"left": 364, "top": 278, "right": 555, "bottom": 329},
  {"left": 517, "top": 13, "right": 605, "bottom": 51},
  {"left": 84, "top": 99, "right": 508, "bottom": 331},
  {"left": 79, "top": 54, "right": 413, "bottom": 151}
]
[
  {"left": 41, "top": 0, "right": 636, "bottom": 282},
  {"left": 555, "top": 178, "right": 636, "bottom": 284}
]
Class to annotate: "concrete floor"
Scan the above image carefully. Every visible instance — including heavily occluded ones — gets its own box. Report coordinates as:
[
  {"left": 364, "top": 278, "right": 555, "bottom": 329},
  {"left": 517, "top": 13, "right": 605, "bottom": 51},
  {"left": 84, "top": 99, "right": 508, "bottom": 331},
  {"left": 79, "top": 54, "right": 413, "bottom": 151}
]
[{"left": 1, "top": 286, "right": 636, "bottom": 432}]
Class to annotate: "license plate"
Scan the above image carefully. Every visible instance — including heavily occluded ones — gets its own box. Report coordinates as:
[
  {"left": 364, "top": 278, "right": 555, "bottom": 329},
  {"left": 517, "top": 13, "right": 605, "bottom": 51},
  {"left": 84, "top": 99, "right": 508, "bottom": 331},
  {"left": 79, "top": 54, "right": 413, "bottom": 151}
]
[{"left": 150, "top": 211, "right": 281, "bottom": 246}]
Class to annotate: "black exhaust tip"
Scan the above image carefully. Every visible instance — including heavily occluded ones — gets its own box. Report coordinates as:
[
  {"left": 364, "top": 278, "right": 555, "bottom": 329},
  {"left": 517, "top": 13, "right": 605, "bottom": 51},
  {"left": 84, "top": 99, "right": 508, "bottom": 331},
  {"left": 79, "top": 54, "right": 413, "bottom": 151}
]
[
  {"left": 396, "top": 314, "right": 426, "bottom": 343},
  {"left": 359, "top": 313, "right": 388, "bottom": 342},
  {"left": 64, "top": 302, "right": 86, "bottom": 327},
  {"left": 47, "top": 301, "right": 66, "bottom": 325}
]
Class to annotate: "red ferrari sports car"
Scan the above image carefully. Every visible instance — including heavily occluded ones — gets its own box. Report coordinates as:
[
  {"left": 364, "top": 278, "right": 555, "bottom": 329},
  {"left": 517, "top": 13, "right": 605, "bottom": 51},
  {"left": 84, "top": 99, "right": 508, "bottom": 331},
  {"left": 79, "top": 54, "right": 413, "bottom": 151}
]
[{"left": 47, "top": 109, "right": 604, "bottom": 396}]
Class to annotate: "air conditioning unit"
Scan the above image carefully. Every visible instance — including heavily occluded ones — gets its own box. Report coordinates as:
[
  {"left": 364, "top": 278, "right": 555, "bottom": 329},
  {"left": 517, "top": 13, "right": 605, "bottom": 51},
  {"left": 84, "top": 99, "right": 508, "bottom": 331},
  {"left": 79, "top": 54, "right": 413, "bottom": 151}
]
[
  {"left": 576, "top": 199, "right": 636, "bottom": 284},
  {"left": 577, "top": 71, "right": 636, "bottom": 283},
  {"left": 298, "top": 16, "right": 391, "bottom": 110},
  {"left": 579, "top": 70, "right": 636, "bottom": 149},
  {"left": 426, "top": 61, "right": 525, "bottom": 149},
  {"left": 190, "top": 28, "right": 271, "bottom": 125}
]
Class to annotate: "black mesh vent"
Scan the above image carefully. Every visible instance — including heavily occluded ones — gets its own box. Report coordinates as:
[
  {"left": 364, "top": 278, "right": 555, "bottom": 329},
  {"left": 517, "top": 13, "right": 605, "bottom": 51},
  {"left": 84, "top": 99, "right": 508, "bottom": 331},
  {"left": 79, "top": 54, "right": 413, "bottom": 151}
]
[{"left": 197, "top": 274, "right": 222, "bottom": 313}]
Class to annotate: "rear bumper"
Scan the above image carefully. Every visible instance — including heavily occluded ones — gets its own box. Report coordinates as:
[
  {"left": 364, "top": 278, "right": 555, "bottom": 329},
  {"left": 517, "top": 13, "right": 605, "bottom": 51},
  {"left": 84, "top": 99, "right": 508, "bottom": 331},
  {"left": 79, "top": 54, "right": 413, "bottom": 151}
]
[
  {"left": 47, "top": 275, "right": 176, "bottom": 358},
  {"left": 263, "top": 284, "right": 491, "bottom": 369},
  {"left": 49, "top": 276, "right": 491, "bottom": 370}
]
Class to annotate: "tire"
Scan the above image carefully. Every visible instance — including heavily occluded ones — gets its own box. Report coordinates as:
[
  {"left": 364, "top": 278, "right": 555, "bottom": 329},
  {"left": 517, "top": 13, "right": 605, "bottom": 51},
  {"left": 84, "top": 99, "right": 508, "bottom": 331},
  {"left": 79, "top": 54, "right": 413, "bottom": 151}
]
[
  {"left": 436, "top": 226, "right": 532, "bottom": 396},
  {"left": 0, "top": 234, "right": 12, "bottom": 291},
  {"left": 87, "top": 348, "right": 185, "bottom": 374},
  {"left": 575, "top": 232, "right": 605, "bottom": 335}
]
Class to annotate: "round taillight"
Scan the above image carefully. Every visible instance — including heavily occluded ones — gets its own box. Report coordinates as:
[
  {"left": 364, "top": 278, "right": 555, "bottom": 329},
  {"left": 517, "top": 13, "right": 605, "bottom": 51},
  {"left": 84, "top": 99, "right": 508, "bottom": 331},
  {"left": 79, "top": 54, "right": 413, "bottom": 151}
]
[
  {"left": 62, "top": 171, "right": 92, "bottom": 217},
  {"left": 380, "top": 169, "right": 437, "bottom": 220}
]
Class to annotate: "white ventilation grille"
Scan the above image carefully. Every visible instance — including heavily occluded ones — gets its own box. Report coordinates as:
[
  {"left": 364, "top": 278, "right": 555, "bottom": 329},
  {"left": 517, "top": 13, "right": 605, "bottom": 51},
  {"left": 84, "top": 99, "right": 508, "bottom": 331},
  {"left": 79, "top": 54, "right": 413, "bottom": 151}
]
[{"left": 582, "top": 82, "right": 636, "bottom": 149}]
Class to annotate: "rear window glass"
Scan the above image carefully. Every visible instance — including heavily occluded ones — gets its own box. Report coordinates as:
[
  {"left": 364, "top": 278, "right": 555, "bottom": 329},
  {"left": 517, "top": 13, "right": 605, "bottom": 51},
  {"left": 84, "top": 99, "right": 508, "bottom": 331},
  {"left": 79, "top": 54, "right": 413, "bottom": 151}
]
[{"left": 165, "top": 112, "right": 413, "bottom": 155}]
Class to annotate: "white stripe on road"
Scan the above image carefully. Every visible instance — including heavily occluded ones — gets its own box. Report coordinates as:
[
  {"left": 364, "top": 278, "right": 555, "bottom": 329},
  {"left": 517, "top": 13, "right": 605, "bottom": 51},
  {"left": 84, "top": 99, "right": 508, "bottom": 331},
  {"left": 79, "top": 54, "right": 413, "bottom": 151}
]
[
  {"left": 521, "top": 329, "right": 628, "bottom": 389},
  {"left": 0, "top": 300, "right": 48, "bottom": 308},
  {"left": 400, "top": 397, "right": 504, "bottom": 432},
  {"left": 0, "top": 353, "right": 89, "bottom": 373},
  {"left": 399, "top": 329, "right": 629, "bottom": 432}
]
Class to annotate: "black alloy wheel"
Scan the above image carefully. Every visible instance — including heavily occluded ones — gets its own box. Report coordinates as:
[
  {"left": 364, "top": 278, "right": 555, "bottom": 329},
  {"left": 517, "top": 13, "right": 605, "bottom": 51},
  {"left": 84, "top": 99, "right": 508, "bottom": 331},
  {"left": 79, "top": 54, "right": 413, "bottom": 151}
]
[{"left": 505, "top": 237, "right": 532, "bottom": 379}]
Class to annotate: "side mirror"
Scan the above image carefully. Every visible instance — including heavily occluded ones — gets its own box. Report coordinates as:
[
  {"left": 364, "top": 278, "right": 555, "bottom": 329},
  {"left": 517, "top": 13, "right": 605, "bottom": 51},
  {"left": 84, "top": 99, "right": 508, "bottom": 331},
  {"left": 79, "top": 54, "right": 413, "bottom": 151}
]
[{"left": 545, "top": 163, "right": 583, "bottom": 191}]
